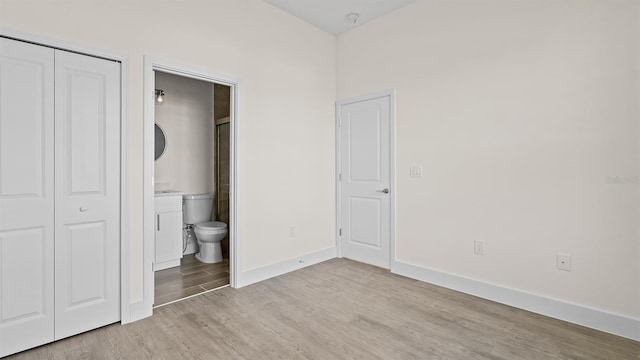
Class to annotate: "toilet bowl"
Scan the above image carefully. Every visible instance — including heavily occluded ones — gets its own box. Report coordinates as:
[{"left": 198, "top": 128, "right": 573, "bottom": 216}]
[{"left": 193, "top": 221, "right": 228, "bottom": 263}]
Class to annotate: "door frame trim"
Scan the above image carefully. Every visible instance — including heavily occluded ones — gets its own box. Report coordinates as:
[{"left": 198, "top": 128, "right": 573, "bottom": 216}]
[
  {"left": 335, "top": 90, "right": 396, "bottom": 267},
  {"left": 0, "top": 28, "right": 132, "bottom": 323},
  {"left": 143, "top": 57, "right": 241, "bottom": 316}
]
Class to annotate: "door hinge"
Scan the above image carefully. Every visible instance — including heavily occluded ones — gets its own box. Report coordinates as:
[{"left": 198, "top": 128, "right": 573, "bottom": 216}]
[
  {"left": 338, "top": 116, "right": 342, "bottom": 126},
  {"left": 338, "top": 173, "right": 342, "bottom": 181},
  {"left": 339, "top": 228, "right": 342, "bottom": 236}
]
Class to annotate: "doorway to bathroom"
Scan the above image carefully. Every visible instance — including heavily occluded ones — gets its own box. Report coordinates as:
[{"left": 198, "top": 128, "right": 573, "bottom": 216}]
[
  {"left": 143, "top": 58, "right": 240, "bottom": 311},
  {"left": 153, "top": 73, "right": 231, "bottom": 306}
]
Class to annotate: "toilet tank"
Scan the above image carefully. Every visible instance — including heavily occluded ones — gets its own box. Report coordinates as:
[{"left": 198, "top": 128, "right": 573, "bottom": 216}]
[{"left": 182, "top": 193, "right": 214, "bottom": 224}]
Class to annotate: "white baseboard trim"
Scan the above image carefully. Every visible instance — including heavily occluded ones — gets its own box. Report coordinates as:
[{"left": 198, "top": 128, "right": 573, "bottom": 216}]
[
  {"left": 392, "top": 260, "right": 640, "bottom": 341},
  {"left": 126, "top": 299, "right": 152, "bottom": 324},
  {"left": 154, "top": 259, "right": 180, "bottom": 271},
  {"left": 237, "top": 247, "right": 337, "bottom": 288}
]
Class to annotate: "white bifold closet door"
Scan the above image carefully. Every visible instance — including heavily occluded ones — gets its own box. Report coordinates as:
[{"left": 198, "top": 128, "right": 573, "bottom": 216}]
[
  {"left": 0, "top": 37, "right": 56, "bottom": 357},
  {"left": 0, "top": 37, "right": 121, "bottom": 357},
  {"left": 53, "top": 48, "right": 121, "bottom": 339}
]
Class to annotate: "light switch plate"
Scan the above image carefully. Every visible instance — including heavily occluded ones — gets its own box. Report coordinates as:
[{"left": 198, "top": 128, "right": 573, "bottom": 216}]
[{"left": 410, "top": 165, "right": 423, "bottom": 178}]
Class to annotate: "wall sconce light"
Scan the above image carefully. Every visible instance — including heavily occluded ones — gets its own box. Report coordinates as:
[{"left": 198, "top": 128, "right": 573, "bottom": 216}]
[{"left": 155, "top": 89, "right": 165, "bottom": 103}]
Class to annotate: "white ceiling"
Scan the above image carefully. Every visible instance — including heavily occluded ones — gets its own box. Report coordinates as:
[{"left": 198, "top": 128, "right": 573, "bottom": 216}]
[{"left": 264, "top": 0, "right": 415, "bottom": 35}]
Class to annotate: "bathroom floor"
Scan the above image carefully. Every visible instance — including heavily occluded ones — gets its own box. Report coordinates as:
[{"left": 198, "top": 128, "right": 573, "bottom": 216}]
[{"left": 154, "top": 254, "right": 229, "bottom": 307}]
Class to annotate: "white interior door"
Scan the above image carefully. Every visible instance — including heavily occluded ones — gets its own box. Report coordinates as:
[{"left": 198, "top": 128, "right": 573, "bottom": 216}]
[
  {"left": 0, "top": 37, "right": 55, "bottom": 357},
  {"left": 54, "top": 50, "right": 121, "bottom": 339},
  {"left": 339, "top": 95, "right": 391, "bottom": 269}
]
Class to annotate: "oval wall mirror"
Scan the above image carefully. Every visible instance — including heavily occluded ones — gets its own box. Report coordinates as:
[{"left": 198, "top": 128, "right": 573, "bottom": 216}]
[{"left": 154, "top": 123, "right": 167, "bottom": 161}]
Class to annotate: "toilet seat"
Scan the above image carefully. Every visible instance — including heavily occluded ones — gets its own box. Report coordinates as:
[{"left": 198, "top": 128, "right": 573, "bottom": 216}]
[{"left": 195, "top": 221, "right": 227, "bottom": 232}]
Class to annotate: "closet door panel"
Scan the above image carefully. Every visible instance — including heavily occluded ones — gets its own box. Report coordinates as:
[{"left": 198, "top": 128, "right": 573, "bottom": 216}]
[
  {"left": 0, "top": 37, "right": 55, "bottom": 358},
  {"left": 66, "top": 71, "right": 105, "bottom": 195},
  {"left": 54, "top": 50, "right": 121, "bottom": 339},
  {"left": 62, "top": 222, "right": 107, "bottom": 305},
  {"left": 0, "top": 53, "right": 47, "bottom": 197}
]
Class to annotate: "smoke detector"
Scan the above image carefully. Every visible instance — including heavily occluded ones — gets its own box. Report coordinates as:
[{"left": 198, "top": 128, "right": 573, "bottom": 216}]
[{"left": 346, "top": 13, "right": 360, "bottom": 25}]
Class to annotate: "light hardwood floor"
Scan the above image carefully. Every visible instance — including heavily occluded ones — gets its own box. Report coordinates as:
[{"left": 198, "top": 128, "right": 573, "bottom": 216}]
[
  {"left": 8, "top": 258, "right": 639, "bottom": 359},
  {"left": 155, "top": 254, "right": 230, "bottom": 306}
]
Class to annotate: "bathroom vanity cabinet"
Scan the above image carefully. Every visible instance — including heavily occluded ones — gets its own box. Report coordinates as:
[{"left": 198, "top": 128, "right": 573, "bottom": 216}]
[{"left": 154, "top": 193, "right": 184, "bottom": 270}]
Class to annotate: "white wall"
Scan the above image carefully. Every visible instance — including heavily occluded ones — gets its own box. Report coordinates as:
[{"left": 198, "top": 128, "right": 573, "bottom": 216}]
[
  {"left": 337, "top": 0, "right": 640, "bottom": 321},
  {"left": 4, "top": 0, "right": 637, "bottom": 338},
  {"left": 0, "top": 0, "right": 336, "bottom": 303},
  {"left": 154, "top": 72, "right": 214, "bottom": 195}
]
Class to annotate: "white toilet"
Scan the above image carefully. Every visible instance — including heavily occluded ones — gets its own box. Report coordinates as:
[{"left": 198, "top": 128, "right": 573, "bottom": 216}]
[{"left": 183, "top": 193, "right": 228, "bottom": 264}]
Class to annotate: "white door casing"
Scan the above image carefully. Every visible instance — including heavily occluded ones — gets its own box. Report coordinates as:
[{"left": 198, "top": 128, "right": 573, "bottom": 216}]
[
  {"left": 54, "top": 50, "right": 121, "bottom": 339},
  {"left": 338, "top": 94, "right": 392, "bottom": 269},
  {"left": 0, "top": 37, "right": 56, "bottom": 357},
  {"left": 144, "top": 57, "right": 240, "bottom": 315}
]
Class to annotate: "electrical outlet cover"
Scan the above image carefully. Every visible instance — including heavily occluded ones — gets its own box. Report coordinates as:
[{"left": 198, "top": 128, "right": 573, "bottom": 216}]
[
  {"left": 474, "top": 240, "right": 484, "bottom": 255},
  {"left": 557, "top": 253, "right": 571, "bottom": 271}
]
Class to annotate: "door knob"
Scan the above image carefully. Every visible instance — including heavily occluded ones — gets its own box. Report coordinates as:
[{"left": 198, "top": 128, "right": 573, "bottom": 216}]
[
  {"left": 376, "top": 188, "right": 390, "bottom": 194},
  {"left": 80, "top": 206, "right": 88, "bottom": 212}
]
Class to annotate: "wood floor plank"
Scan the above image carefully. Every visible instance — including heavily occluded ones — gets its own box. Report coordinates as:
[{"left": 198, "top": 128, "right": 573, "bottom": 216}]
[
  {"left": 154, "top": 254, "right": 230, "bottom": 306},
  {"left": 200, "top": 277, "right": 231, "bottom": 291},
  {"left": 154, "top": 285, "right": 207, "bottom": 307},
  {"left": 8, "top": 258, "right": 639, "bottom": 359}
]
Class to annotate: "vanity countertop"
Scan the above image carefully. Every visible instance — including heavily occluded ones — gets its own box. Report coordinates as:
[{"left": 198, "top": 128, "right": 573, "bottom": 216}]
[{"left": 154, "top": 190, "right": 184, "bottom": 197}]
